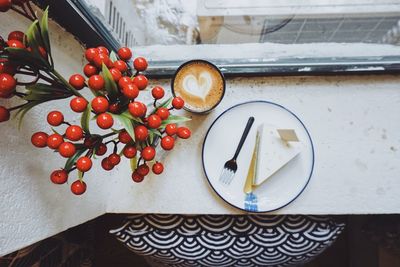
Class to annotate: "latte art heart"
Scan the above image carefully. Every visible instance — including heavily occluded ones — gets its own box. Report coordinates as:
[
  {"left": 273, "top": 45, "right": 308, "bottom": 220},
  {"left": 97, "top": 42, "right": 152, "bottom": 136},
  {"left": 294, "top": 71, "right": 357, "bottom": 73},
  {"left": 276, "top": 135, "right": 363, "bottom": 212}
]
[{"left": 182, "top": 71, "right": 212, "bottom": 101}]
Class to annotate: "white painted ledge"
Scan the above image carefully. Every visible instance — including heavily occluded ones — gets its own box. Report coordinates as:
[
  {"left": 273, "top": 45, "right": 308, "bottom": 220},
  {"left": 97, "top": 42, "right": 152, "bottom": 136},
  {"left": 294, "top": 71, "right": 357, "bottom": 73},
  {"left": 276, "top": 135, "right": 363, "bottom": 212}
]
[{"left": 1, "top": 8, "right": 400, "bottom": 257}]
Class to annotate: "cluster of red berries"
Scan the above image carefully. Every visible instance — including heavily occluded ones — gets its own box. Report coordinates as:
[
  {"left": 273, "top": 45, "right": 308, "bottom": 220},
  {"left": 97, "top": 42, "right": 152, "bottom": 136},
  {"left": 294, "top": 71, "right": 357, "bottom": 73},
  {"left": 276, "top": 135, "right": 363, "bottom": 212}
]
[
  {"left": 26, "top": 45, "right": 191, "bottom": 195},
  {"left": 0, "top": 29, "right": 29, "bottom": 122},
  {"left": 0, "top": 5, "right": 192, "bottom": 196},
  {"left": 0, "top": 26, "right": 51, "bottom": 122}
]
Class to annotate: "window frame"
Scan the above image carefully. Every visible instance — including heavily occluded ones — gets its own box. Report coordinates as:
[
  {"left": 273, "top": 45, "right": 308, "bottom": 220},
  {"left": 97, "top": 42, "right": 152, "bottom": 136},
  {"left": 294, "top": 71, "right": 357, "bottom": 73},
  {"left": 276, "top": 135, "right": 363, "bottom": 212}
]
[{"left": 36, "top": 0, "right": 400, "bottom": 78}]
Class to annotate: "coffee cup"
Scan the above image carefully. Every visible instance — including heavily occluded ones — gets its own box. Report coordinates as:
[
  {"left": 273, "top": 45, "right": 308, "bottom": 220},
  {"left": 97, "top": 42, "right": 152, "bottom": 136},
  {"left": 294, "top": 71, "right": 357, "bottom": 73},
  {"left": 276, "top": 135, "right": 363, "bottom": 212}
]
[{"left": 171, "top": 60, "right": 225, "bottom": 114}]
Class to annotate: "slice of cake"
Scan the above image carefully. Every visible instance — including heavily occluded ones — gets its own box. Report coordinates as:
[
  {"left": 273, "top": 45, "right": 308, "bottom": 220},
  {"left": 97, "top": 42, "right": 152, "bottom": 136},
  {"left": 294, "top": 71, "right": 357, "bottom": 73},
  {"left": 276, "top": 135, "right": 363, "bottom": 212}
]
[{"left": 253, "top": 124, "right": 303, "bottom": 186}]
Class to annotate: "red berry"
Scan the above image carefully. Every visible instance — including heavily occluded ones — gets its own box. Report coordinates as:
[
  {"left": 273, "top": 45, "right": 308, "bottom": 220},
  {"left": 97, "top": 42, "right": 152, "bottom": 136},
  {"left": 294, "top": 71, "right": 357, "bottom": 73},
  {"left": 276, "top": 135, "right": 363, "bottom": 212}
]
[
  {"left": 109, "top": 68, "right": 122, "bottom": 82},
  {"left": 59, "top": 142, "right": 76, "bottom": 158},
  {"left": 83, "top": 63, "right": 98, "bottom": 77},
  {"left": 88, "top": 75, "right": 105, "bottom": 91},
  {"left": 101, "top": 157, "right": 114, "bottom": 170},
  {"left": 161, "top": 136, "right": 175, "bottom": 150},
  {"left": 152, "top": 162, "right": 164, "bottom": 175},
  {"left": 151, "top": 86, "right": 164, "bottom": 99},
  {"left": 0, "top": 61, "right": 16, "bottom": 75},
  {"left": 97, "top": 46, "right": 109, "bottom": 55},
  {"left": 31, "top": 132, "right": 48, "bottom": 148},
  {"left": 70, "top": 97, "right": 88, "bottom": 113},
  {"left": 177, "top": 127, "right": 191, "bottom": 139},
  {"left": 76, "top": 156, "right": 92, "bottom": 172},
  {"left": 0, "top": 0, "right": 11, "bottom": 12},
  {"left": 113, "top": 60, "right": 128, "bottom": 73},
  {"left": 128, "top": 101, "right": 147, "bottom": 117},
  {"left": 0, "top": 91, "right": 12, "bottom": 99},
  {"left": 108, "top": 102, "right": 120, "bottom": 114},
  {"left": 156, "top": 107, "right": 169, "bottom": 120},
  {"left": 0, "top": 73, "right": 16, "bottom": 94},
  {"left": 134, "top": 125, "right": 148, "bottom": 141},
  {"left": 84, "top": 136, "right": 97, "bottom": 148},
  {"left": 118, "top": 47, "right": 132, "bottom": 60},
  {"left": 165, "top": 124, "right": 177, "bottom": 136},
  {"left": 141, "top": 146, "right": 155, "bottom": 161},
  {"left": 8, "top": 31, "right": 25, "bottom": 42},
  {"left": 47, "top": 133, "right": 64, "bottom": 149},
  {"left": 69, "top": 74, "right": 85, "bottom": 90},
  {"left": 85, "top": 48, "right": 98, "bottom": 62},
  {"left": 132, "top": 74, "right": 148, "bottom": 90},
  {"left": 71, "top": 180, "right": 86, "bottom": 195},
  {"left": 172, "top": 96, "right": 184, "bottom": 109},
  {"left": 47, "top": 111, "right": 64, "bottom": 126},
  {"left": 137, "top": 164, "right": 149, "bottom": 176},
  {"left": 91, "top": 96, "right": 109, "bottom": 113},
  {"left": 118, "top": 76, "right": 132, "bottom": 89},
  {"left": 93, "top": 53, "right": 110, "bottom": 68},
  {"left": 123, "top": 145, "right": 137, "bottom": 158},
  {"left": 0, "top": 106, "right": 10, "bottom": 122},
  {"left": 121, "top": 83, "right": 139, "bottom": 99},
  {"left": 38, "top": 46, "right": 47, "bottom": 59},
  {"left": 6, "top": 39, "right": 25, "bottom": 49},
  {"left": 96, "top": 143, "right": 107, "bottom": 156},
  {"left": 96, "top": 113, "right": 114, "bottom": 129},
  {"left": 132, "top": 171, "right": 144, "bottom": 183},
  {"left": 0, "top": 90, "right": 12, "bottom": 98},
  {"left": 65, "top": 125, "right": 83, "bottom": 141},
  {"left": 108, "top": 153, "right": 121, "bottom": 166},
  {"left": 147, "top": 114, "right": 161, "bottom": 129},
  {"left": 133, "top": 57, "right": 148, "bottom": 71},
  {"left": 118, "top": 130, "right": 132, "bottom": 144},
  {"left": 50, "top": 169, "right": 68, "bottom": 184}
]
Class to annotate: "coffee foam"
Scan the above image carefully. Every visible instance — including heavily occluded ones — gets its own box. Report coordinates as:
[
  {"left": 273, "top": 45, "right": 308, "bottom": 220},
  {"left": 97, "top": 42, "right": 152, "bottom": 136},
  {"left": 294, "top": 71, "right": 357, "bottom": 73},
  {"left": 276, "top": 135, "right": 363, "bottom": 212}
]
[{"left": 173, "top": 61, "right": 224, "bottom": 112}]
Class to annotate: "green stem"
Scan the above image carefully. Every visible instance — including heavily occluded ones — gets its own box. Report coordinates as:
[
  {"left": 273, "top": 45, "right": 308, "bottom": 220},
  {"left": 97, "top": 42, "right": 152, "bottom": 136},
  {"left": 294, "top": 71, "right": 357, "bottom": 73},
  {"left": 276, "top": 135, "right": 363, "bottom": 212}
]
[
  {"left": 26, "top": 2, "right": 38, "bottom": 22},
  {"left": 67, "top": 166, "right": 77, "bottom": 173},
  {"left": 11, "top": 6, "right": 34, "bottom": 21},
  {"left": 8, "top": 102, "right": 29, "bottom": 111},
  {"left": 51, "top": 69, "right": 84, "bottom": 98},
  {"left": 101, "top": 131, "right": 120, "bottom": 139}
]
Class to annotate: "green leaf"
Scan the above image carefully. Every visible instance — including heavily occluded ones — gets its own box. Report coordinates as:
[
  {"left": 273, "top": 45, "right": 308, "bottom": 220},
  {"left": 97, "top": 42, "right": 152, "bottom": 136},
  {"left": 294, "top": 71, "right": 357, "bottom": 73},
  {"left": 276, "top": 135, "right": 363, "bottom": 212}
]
[
  {"left": 149, "top": 129, "right": 162, "bottom": 137},
  {"left": 110, "top": 51, "right": 118, "bottom": 62},
  {"left": 120, "top": 110, "right": 143, "bottom": 123},
  {"left": 159, "top": 97, "right": 173, "bottom": 108},
  {"left": 51, "top": 127, "right": 61, "bottom": 135},
  {"left": 23, "top": 91, "right": 69, "bottom": 101},
  {"left": 130, "top": 156, "right": 138, "bottom": 172},
  {"left": 23, "top": 93, "right": 64, "bottom": 101},
  {"left": 81, "top": 102, "right": 91, "bottom": 134},
  {"left": 26, "top": 83, "right": 67, "bottom": 93},
  {"left": 5, "top": 48, "right": 48, "bottom": 68},
  {"left": 26, "top": 20, "right": 40, "bottom": 48},
  {"left": 148, "top": 130, "right": 154, "bottom": 144},
  {"left": 160, "top": 115, "right": 191, "bottom": 128},
  {"left": 101, "top": 63, "right": 118, "bottom": 100},
  {"left": 64, "top": 149, "right": 86, "bottom": 171},
  {"left": 148, "top": 97, "right": 173, "bottom": 115},
  {"left": 15, "top": 100, "right": 46, "bottom": 129},
  {"left": 39, "top": 7, "right": 51, "bottom": 57},
  {"left": 112, "top": 113, "right": 135, "bottom": 141}
]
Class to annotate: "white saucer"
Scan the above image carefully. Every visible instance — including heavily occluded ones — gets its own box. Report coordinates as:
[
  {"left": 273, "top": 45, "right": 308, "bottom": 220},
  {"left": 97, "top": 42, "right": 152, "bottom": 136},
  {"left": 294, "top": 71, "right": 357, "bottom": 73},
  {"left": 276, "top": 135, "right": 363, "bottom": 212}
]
[{"left": 202, "top": 101, "right": 314, "bottom": 212}]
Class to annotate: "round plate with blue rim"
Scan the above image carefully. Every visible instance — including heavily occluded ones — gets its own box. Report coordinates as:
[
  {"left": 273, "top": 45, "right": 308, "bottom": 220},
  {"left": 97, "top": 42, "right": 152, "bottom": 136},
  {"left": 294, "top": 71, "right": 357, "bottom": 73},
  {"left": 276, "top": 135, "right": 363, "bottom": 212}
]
[{"left": 202, "top": 101, "right": 314, "bottom": 212}]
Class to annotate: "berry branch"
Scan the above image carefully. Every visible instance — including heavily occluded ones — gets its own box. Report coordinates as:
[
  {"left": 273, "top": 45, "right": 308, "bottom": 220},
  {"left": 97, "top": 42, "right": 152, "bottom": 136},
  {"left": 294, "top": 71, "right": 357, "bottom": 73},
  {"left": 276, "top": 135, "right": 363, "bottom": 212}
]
[{"left": 0, "top": 1, "right": 191, "bottom": 195}]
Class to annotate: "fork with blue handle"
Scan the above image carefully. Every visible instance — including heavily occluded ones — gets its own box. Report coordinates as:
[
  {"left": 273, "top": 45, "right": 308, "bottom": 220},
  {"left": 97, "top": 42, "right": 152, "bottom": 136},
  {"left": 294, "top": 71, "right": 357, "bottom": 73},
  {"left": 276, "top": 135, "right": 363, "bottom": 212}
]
[{"left": 219, "top": 116, "right": 255, "bottom": 185}]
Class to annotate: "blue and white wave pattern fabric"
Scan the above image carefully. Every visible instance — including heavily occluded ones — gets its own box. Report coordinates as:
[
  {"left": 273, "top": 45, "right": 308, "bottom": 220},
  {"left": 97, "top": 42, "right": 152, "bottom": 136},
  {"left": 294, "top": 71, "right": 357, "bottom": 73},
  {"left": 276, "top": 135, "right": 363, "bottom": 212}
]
[{"left": 110, "top": 215, "right": 345, "bottom": 267}]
